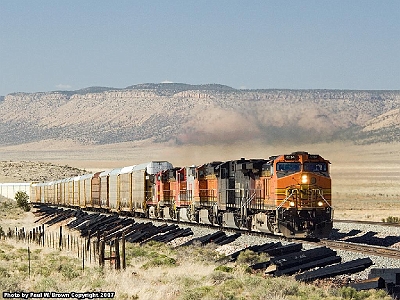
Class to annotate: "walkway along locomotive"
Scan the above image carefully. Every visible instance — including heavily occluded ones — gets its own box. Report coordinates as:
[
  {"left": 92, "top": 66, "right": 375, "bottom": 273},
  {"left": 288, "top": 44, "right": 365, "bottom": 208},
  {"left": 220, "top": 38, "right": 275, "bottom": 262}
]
[{"left": 30, "top": 151, "right": 333, "bottom": 238}]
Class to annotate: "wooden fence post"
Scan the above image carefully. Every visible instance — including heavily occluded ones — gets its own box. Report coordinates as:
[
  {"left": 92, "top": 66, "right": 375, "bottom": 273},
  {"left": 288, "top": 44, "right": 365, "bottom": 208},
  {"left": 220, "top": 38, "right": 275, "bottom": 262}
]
[
  {"left": 42, "top": 224, "right": 45, "bottom": 247},
  {"left": 122, "top": 233, "right": 126, "bottom": 270},
  {"left": 99, "top": 240, "right": 105, "bottom": 267},
  {"left": 59, "top": 226, "right": 62, "bottom": 249},
  {"left": 28, "top": 246, "right": 31, "bottom": 278},
  {"left": 115, "top": 239, "right": 120, "bottom": 270}
]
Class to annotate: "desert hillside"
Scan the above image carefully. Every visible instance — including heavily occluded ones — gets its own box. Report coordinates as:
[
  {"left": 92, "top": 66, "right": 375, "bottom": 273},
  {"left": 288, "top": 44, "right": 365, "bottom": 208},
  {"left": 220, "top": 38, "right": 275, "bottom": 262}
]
[
  {"left": 0, "top": 161, "right": 87, "bottom": 183},
  {"left": 1, "top": 84, "right": 400, "bottom": 146}
]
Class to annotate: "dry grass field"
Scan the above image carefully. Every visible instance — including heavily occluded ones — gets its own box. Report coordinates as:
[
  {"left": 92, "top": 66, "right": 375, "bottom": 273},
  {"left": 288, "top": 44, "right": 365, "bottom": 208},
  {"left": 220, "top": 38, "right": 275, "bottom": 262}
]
[{"left": 1, "top": 139, "right": 400, "bottom": 222}]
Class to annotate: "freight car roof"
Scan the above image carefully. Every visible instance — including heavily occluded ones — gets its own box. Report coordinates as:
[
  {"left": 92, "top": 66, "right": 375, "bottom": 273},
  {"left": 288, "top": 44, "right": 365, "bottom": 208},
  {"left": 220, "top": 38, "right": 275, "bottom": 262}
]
[{"left": 132, "top": 161, "right": 173, "bottom": 174}]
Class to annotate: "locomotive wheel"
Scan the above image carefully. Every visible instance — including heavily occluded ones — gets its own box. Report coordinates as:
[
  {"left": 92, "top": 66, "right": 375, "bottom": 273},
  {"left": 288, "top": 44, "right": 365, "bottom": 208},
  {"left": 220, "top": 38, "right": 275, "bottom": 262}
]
[
  {"left": 234, "top": 212, "right": 242, "bottom": 228},
  {"left": 169, "top": 207, "right": 176, "bottom": 219},
  {"left": 266, "top": 214, "right": 275, "bottom": 234},
  {"left": 215, "top": 213, "right": 223, "bottom": 226},
  {"left": 187, "top": 206, "right": 197, "bottom": 222},
  {"left": 207, "top": 208, "right": 213, "bottom": 224}
]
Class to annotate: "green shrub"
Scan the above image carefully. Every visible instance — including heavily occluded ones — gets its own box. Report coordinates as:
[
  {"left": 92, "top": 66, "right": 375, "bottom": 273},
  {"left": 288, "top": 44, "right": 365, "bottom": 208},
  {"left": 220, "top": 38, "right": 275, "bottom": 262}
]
[
  {"left": 236, "top": 249, "right": 268, "bottom": 265},
  {"left": 15, "top": 191, "right": 30, "bottom": 212},
  {"left": 141, "top": 253, "right": 176, "bottom": 269},
  {"left": 214, "top": 265, "right": 233, "bottom": 273},
  {"left": 383, "top": 216, "right": 400, "bottom": 223}
]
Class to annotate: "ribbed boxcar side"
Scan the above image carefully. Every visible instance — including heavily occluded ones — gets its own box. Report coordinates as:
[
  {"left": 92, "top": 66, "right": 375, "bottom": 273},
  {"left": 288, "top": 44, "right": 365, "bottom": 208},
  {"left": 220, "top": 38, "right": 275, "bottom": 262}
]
[
  {"left": 54, "top": 180, "right": 61, "bottom": 205},
  {"left": 73, "top": 176, "right": 81, "bottom": 208},
  {"left": 132, "top": 168, "right": 146, "bottom": 213},
  {"left": 66, "top": 177, "right": 74, "bottom": 207},
  {"left": 30, "top": 182, "right": 40, "bottom": 204},
  {"left": 83, "top": 174, "right": 94, "bottom": 207},
  {"left": 79, "top": 174, "right": 92, "bottom": 209},
  {"left": 91, "top": 172, "right": 101, "bottom": 208},
  {"left": 42, "top": 182, "right": 48, "bottom": 204},
  {"left": 119, "top": 166, "right": 136, "bottom": 212},
  {"left": 109, "top": 167, "right": 123, "bottom": 211},
  {"left": 99, "top": 170, "right": 112, "bottom": 210},
  {"left": 43, "top": 182, "right": 53, "bottom": 204},
  {"left": 38, "top": 182, "right": 45, "bottom": 204},
  {"left": 60, "top": 178, "right": 67, "bottom": 206}
]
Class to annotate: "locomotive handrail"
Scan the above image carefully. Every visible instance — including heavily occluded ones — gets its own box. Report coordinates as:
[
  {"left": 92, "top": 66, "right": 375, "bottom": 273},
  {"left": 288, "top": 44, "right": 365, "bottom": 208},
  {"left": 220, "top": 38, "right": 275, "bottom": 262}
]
[
  {"left": 277, "top": 189, "right": 296, "bottom": 210},
  {"left": 317, "top": 189, "right": 332, "bottom": 208},
  {"left": 241, "top": 191, "right": 256, "bottom": 208}
]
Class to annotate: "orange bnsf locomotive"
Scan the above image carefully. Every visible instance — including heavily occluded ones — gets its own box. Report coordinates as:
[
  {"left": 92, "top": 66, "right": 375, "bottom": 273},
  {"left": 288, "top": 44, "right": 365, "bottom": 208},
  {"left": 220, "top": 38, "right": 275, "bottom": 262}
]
[{"left": 31, "top": 151, "right": 332, "bottom": 238}]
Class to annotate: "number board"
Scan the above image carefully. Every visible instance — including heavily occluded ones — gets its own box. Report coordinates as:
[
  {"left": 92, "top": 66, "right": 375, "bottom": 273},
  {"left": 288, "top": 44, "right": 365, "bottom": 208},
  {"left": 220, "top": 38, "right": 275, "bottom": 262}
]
[{"left": 284, "top": 154, "right": 299, "bottom": 160}]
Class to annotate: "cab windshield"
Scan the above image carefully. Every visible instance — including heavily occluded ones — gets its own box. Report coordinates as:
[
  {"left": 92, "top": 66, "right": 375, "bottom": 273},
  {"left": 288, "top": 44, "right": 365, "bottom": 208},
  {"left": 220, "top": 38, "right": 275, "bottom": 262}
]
[
  {"left": 276, "top": 162, "right": 301, "bottom": 178},
  {"left": 304, "top": 162, "right": 329, "bottom": 176}
]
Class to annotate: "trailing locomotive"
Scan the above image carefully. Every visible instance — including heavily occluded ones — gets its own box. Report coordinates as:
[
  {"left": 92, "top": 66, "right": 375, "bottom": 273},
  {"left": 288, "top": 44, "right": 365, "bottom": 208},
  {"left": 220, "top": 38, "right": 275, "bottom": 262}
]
[{"left": 30, "top": 151, "right": 332, "bottom": 238}]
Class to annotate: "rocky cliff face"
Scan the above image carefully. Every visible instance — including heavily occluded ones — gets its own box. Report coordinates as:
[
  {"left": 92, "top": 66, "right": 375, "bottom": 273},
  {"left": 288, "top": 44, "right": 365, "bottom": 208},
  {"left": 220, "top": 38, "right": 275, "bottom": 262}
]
[{"left": 1, "top": 84, "right": 400, "bottom": 146}]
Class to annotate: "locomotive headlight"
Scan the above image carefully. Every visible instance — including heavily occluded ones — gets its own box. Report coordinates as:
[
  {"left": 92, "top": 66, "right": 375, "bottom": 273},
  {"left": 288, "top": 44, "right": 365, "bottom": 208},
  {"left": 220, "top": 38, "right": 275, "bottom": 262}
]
[
  {"left": 318, "top": 201, "right": 323, "bottom": 207},
  {"left": 289, "top": 201, "right": 295, "bottom": 207},
  {"left": 301, "top": 174, "right": 308, "bottom": 184}
]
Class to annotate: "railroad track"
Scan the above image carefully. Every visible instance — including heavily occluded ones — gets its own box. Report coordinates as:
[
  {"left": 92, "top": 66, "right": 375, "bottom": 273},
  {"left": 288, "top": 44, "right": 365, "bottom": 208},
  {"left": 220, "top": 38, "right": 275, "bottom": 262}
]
[
  {"left": 143, "top": 215, "right": 400, "bottom": 259},
  {"left": 308, "top": 239, "right": 400, "bottom": 259},
  {"left": 334, "top": 219, "right": 400, "bottom": 227},
  {"left": 35, "top": 205, "right": 400, "bottom": 260}
]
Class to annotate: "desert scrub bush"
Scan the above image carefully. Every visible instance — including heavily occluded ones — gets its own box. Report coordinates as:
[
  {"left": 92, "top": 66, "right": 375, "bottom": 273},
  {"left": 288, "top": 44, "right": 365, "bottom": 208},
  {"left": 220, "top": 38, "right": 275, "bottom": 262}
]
[
  {"left": 0, "top": 265, "right": 10, "bottom": 277},
  {"left": 382, "top": 216, "right": 400, "bottom": 223},
  {"left": 32, "top": 277, "right": 59, "bottom": 292},
  {"left": 125, "top": 242, "right": 178, "bottom": 269},
  {"left": 13, "top": 262, "right": 28, "bottom": 273},
  {"left": 235, "top": 249, "right": 269, "bottom": 265},
  {"left": 334, "top": 286, "right": 391, "bottom": 300},
  {"left": 126, "top": 241, "right": 176, "bottom": 259},
  {"left": 0, "top": 273, "right": 25, "bottom": 292},
  {"left": 0, "top": 199, "right": 22, "bottom": 218},
  {"left": 83, "top": 267, "right": 107, "bottom": 290},
  {"left": 140, "top": 253, "right": 176, "bottom": 269},
  {"left": 210, "top": 270, "right": 234, "bottom": 284},
  {"left": 117, "top": 293, "right": 139, "bottom": 300},
  {"left": 179, "top": 271, "right": 384, "bottom": 300},
  {"left": 214, "top": 265, "right": 233, "bottom": 273},
  {"left": 15, "top": 191, "right": 30, "bottom": 212},
  {"left": 179, "top": 243, "right": 225, "bottom": 264},
  {"left": 180, "top": 285, "right": 214, "bottom": 300},
  {"left": 56, "top": 263, "right": 81, "bottom": 280}
]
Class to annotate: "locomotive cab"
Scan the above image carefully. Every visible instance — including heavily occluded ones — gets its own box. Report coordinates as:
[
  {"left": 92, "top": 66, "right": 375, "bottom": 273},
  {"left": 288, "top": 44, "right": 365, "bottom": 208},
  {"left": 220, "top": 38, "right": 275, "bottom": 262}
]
[{"left": 266, "top": 151, "right": 333, "bottom": 238}]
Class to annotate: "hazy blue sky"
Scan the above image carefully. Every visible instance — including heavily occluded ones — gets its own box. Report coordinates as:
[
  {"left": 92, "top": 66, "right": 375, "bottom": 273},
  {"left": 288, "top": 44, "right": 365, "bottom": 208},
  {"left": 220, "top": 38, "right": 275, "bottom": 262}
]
[{"left": 1, "top": 1, "right": 399, "bottom": 95}]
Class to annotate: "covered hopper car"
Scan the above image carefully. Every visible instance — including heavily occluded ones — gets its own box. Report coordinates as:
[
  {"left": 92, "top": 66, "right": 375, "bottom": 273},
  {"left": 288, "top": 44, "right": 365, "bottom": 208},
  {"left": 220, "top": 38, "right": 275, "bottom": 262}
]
[{"left": 31, "top": 152, "right": 332, "bottom": 238}]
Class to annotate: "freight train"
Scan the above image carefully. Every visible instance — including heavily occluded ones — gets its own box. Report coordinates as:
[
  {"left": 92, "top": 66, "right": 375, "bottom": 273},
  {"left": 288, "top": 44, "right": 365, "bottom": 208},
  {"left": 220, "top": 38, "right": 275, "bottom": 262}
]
[{"left": 30, "top": 151, "right": 333, "bottom": 238}]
